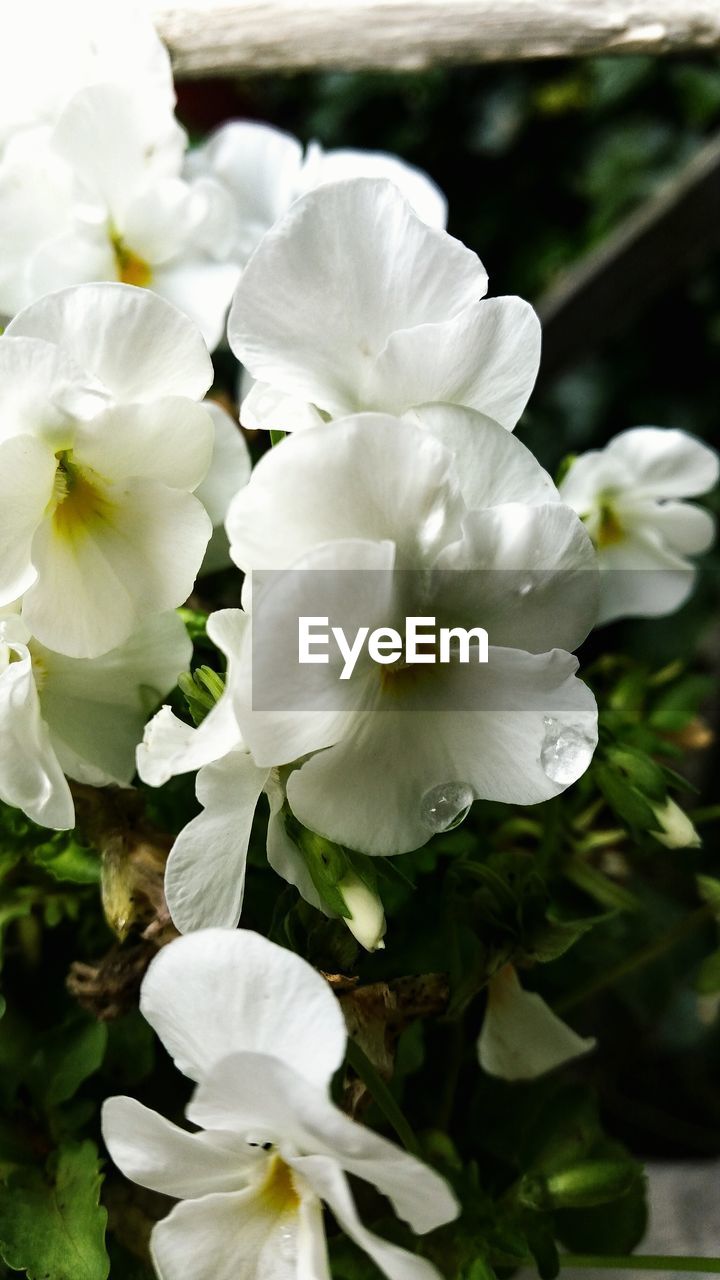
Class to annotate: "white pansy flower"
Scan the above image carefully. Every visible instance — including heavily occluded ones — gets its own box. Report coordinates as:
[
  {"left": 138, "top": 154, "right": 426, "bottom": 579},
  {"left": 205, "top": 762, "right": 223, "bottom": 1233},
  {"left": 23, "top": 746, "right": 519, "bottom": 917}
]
[
  {"left": 559, "top": 427, "right": 719, "bottom": 624},
  {"left": 228, "top": 177, "right": 541, "bottom": 434},
  {"left": 478, "top": 965, "right": 596, "bottom": 1082},
  {"left": 137, "top": 611, "right": 324, "bottom": 934},
  {"left": 102, "top": 928, "right": 458, "bottom": 1280},
  {"left": 0, "top": 607, "right": 191, "bottom": 830},
  {"left": 0, "top": 0, "right": 174, "bottom": 153},
  {"left": 223, "top": 407, "right": 598, "bottom": 856},
  {"left": 196, "top": 401, "right": 252, "bottom": 575},
  {"left": 186, "top": 120, "right": 447, "bottom": 270},
  {"left": 0, "top": 283, "right": 214, "bottom": 658},
  {"left": 0, "top": 85, "right": 238, "bottom": 347}
]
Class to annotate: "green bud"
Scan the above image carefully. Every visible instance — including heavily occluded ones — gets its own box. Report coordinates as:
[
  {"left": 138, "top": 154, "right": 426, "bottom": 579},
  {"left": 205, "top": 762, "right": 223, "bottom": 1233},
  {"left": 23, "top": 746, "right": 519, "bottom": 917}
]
[
  {"left": 519, "top": 1159, "right": 639, "bottom": 1211},
  {"left": 650, "top": 797, "right": 701, "bottom": 849}
]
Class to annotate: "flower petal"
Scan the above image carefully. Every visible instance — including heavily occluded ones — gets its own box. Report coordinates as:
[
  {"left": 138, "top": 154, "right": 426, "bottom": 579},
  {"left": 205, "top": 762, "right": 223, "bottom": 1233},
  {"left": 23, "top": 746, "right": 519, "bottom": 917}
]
[
  {"left": 36, "top": 611, "right": 192, "bottom": 787},
  {"left": 266, "top": 771, "right": 326, "bottom": 913},
  {"left": 286, "top": 649, "right": 597, "bottom": 854},
  {"left": 140, "top": 929, "right": 347, "bottom": 1087},
  {"left": 72, "top": 398, "right": 214, "bottom": 491},
  {"left": 372, "top": 296, "right": 541, "bottom": 427},
  {"left": 228, "top": 178, "right": 486, "bottom": 415},
  {"left": 102, "top": 1096, "right": 255, "bottom": 1199},
  {"left": 22, "top": 479, "right": 211, "bottom": 658},
  {"left": 196, "top": 402, "right": 252, "bottom": 528},
  {"left": 596, "top": 528, "right": 696, "bottom": 624},
  {"left": 188, "top": 1053, "right": 458, "bottom": 1235},
  {"left": 292, "top": 1156, "right": 448, "bottom": 1280},
  {"left": 0, "top": 640, "right": 74, "bottom": 829},
  {"left": 301, "top": 142, "right": 447, "bottom": 229},
  {"left": 153, "top": 258, "right": 240, "bottom": 353},
  {"left": 478, "top": 965, "right": 595, "bottom": 1081},
  {"left": 7, "top": 282, "right": 213, "bottom": 403},
  {"left": 164, "top": 749, "right": 268, "bottom": 933},
  {"left": 227, "top": 413, "right": 463, "bottom": 575},
  {"left": 0, "top": 434, "right": 55, "bottom": 605},
  {"left": 606, "top": 427, "right": 719, "bottom": 499},
  {"left": 150, "top": 1187, "right": 301, "bottom": 1280}
]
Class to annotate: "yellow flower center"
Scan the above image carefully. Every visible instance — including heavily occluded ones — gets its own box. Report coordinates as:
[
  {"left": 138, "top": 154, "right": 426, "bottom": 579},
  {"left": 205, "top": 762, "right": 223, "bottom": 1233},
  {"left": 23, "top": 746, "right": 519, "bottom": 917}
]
[
  {"left": 257, "top": 1156, "right": 300, "bottom": 1216},
  {"left": 50, "top": 452, "right": 113, "bottom": 542},
  {"left": 112, "top": 235, "right": 153, "bottom": 288},
  {"left": 595, "top": 499, "right": 625, "bottom": 548}
]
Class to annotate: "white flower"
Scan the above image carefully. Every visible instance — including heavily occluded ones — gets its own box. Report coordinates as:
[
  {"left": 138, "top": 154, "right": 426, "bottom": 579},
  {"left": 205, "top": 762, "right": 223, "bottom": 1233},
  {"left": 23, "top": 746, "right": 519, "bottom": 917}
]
[
  {"left": 228, "top": 178, "right": 541, "bottom": 434},
  {"left": 0, "top": 0, "right": 174, "bottom": 153},
  {"left": 0, "top": 607, "right": 191, "bottom": 830},
  {"left": 136, "top": 611, "right": 325, "bottom": 934},
  {"left": 224, "top": 407, "right": 599, "bottom": 856},
  {"left": 186, "top": 120, "right": 447, "bottom": 269},
  {"left": 559, "top": 427, "right": 719, "bottom": 624},
  {"left": 0, "top": 282, "right": 214, "bottom": 658},
  {"left": 196, "top": 402, "right": 252, "bottom": 575},
  {"left": 478, "top": 965, "right": 595, "bottom": 1082},
  {"left": 102, "top": 928, "right": 458, "bottom": 1280},
  {"left": 0, "top": 85, "right": 238, "bottom": 347}
]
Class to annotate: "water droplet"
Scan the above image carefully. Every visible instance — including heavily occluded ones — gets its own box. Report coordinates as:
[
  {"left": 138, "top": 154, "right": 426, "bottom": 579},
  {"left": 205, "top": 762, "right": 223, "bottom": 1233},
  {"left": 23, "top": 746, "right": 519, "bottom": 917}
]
[
  {"left": 421, "top": 782, "right": 475, "bottom": 832},
  {"left": 540, "top": 717, "right": 595, "bottom": 786}
]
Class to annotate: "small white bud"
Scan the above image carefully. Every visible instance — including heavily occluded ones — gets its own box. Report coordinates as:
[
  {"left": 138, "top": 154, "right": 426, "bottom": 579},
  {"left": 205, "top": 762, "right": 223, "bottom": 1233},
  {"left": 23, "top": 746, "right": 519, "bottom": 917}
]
[
  {"left": 651, "top": 798, "right": 701, "bottom": 849},
  {"left": 338, "top": 871, "right": 387, "bottom": 952}
]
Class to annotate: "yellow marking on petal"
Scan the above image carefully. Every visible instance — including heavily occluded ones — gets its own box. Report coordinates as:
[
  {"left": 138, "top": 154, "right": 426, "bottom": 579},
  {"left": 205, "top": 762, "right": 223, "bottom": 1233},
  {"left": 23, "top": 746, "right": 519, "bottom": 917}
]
[
  {"left": 50, "top": 453, "right": 114, "bottom": 543},
  {"left": 595, "top": 500, "right": 625, "bottom": 548},
  {"left": 112, "top": 236, "right": 153, "bottom": 288},
  {"left": 258, "top": 1156, "right": 300, "bottom": 1216}
]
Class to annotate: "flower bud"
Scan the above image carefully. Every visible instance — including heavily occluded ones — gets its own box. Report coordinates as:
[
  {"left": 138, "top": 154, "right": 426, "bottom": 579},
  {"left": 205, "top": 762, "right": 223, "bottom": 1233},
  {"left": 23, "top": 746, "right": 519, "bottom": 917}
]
[
  {"left": 651, "top": 797, "right": 701, "bottom": 849},
  {"left": 338, "top": 871, "right": 387, "bottom": 952},
  {"left": 519, "top": 1159, "right": 639, "bottom": 1210}
]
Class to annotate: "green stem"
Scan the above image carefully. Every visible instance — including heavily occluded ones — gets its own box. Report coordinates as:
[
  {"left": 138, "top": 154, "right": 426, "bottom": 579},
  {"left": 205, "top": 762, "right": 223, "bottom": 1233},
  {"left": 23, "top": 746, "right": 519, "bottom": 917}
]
[
  {"left": 269, "top": 429, "right": 287, "bottom": 447},
  {"left": 561, "top": 1256, "right": 720, "bottom": 1273},
  {"left": 556, "top": 904, "right": 713, "bottom": 1013},
  {"left": 346, "top": 1040, "right": 420, "bottom": 1156},
  {"left": 690, "top": 805, "right": 720, "bottom": 825}
]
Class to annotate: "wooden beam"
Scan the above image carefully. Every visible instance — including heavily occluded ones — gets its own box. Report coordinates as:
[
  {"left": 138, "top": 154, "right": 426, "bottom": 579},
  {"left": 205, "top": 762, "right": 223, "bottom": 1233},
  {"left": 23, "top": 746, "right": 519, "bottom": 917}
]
[
  {"left": 150, "top": 1, "right": 720, "bottom": 77},
  {"left": 538, "top": 130, "right": 720, "bottom": 381}
]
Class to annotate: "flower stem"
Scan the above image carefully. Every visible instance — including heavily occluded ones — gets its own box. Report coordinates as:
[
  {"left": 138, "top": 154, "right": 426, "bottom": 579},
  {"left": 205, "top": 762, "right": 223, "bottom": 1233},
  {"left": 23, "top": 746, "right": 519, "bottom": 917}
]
[
  {"left": 269, "top": 429, "right": 287, "bottom": 446},
  {"left": 561, "top": 1256, "right": 720, "bottom": 1272},
  {"left": 346, "top": 1040, "right": 420, "bottom": 1156},
  {"left": 555, "top": 904, "right": 714, "bottom": 1013}
]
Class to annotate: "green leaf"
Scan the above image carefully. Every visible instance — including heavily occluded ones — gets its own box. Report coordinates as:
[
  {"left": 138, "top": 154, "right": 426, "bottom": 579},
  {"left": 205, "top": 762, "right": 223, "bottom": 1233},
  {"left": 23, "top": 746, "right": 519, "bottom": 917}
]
[
  {"left": 0, "top": 1141, "right": 109, "bottom": 1280},
  {"left": 30, "top": 836, "right": 100, "bottom": 885},
  {"left": 595, "top": 764, "right": 658, "bottom": 832},
  {"left": 696, "top": 947, "right": 720, "bottom": 995},
  {"left": 29, "top": 1018, "right": 108, "bottom": 1109},
  {"left": 697, "top": 874, "right": 720, "bottom": 919}
]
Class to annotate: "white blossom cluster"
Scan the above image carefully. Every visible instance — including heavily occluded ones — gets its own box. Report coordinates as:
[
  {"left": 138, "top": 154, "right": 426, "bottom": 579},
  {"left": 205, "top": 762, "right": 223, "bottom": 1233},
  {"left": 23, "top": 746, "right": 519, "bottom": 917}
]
[{"left": 1, "top": 4, "right": 719, "bottom": 1276}]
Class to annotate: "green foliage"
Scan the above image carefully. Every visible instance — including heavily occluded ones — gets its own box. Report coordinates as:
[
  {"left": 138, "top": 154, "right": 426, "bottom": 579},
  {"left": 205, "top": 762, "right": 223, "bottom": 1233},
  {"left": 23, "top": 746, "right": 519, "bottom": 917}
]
[{"left": 0, "top": 1142, "right": 109, "bottom": 1280}]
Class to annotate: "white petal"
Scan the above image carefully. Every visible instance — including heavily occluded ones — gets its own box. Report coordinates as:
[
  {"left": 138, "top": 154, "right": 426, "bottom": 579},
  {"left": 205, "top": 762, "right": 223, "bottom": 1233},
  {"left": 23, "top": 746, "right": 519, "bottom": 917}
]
[
  {"left": 228, "top": 178, "right": 486, "bottom": 415},
  {"left": 165, "top": 749, "right": 268, "bottom": 933},
  {"left": 606, "top": 427, "right": 719, "bottom": 499},
  {"left": 150, "top": 1186, "right": 302, "bottom": 1280},
  {"left": 287, "top": 650, "right": 598, "bottom": 855},
  {"left": 596, "top": 528, "right": 696, "bottom": 624},
  {"left": 633, "top": 499, "right": 716, "bottom": 556},
  {"left": 102, "top": 1096, "right": 255, "bottom": 1199},
  {"left": 7, "top": 282, "right": 213, "bottom": 403},
  {"left": 37, "top": 612, "right": 192, "bottom": 787},
  {"left": 187, "top": 121, "right": 304, "bottom": 266},
  {"left": 196, "top": 402, "right": 252, "bottom": 527},
  {"left": 0, "top": 434, "right": 55, "bottom": 604},
  {"left": 139, "top": 929, "right": 347, "bottom": 1087},
  {"left": 227, "top": 413, "right": 463, "bottom": 575},
  {"left": 412, "top": 402, "right": 558, "bottom": 509},
  {"left": 0, "top": 334, "right": 106, "bottom": 448},
  {"left": 292, "top": 1156, "right": 448, "bottom": 1280},
  {"left": 434, "top": 502, "right": 598, "bottom": 653},
  {"left": 0, "top": 641, "right": 74, "bottom": 829},
  {"left": 265, "top": 771, "right": 326, "bottom": 913},
  {"left": 72, "top": 398, "right": 214, "bottom": 491},
  {"left": 188, "top": 1052, "right": 458, "bottom": 1235},
  {"left": 478, "top": 965, "right": 595, "bottom": 1081},
  {"left": 22, "top": 480, "right": 211, "bottom": 658},
  {"left": 301, "top": 142, "right": 447, "bottom": 229},
  {"left": 153, "top": 258, "right": 240, "bottom": 353},
  {"left": 371, "top": 296, "right": 541, "bottom": 427},
  {"left": 240, "top": 379, "right": 325, "bottom": 434}
]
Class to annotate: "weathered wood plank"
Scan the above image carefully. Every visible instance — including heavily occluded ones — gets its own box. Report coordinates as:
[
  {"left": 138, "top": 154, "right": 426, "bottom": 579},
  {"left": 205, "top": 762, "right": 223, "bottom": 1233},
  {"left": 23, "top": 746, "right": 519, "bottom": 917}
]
[{"left": 150, "top": 1, "right": 720, "bottom": 77}]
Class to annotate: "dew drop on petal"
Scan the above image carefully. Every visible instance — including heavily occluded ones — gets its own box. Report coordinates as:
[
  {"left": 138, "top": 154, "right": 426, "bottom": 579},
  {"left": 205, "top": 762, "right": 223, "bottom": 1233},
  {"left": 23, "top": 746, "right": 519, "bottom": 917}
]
[
  {"left": 540, "top": 716, "right": 595, "bottom": 786},
  {"left": 421, "top": 782, "right": 475, "bottom": 833}
]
